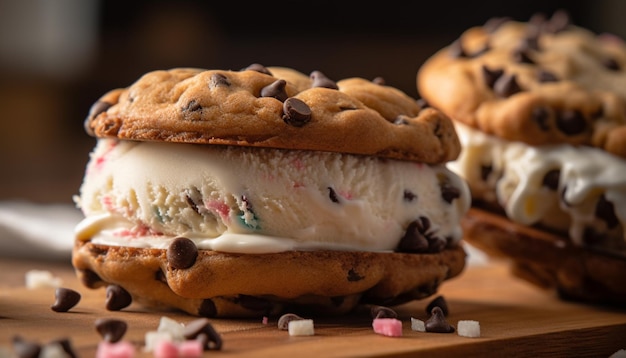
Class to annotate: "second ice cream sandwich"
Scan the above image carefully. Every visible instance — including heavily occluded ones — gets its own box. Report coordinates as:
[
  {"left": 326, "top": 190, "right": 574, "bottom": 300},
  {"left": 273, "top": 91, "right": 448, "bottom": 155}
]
[{"left": 73, "top": 64, "right": 470, "bottom": 317}]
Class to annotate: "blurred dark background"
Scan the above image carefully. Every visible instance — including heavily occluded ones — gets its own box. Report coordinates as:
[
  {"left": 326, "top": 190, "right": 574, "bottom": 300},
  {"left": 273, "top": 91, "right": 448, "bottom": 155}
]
[{"left": 1, "top": 0, "right": 624, "bottom": 205}]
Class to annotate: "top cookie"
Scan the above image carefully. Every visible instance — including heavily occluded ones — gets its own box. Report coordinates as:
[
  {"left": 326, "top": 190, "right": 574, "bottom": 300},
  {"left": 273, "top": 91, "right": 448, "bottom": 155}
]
[
  {"left": 417, "top": 10, "right": 626, "bottom": 159},
  {"left": 85, "top": 64, "right": 460, "bottom": 164}
]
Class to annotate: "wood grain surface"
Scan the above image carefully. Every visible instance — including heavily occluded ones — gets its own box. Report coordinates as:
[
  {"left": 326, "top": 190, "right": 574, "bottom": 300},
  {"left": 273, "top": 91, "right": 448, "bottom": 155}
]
[{"left": 1, "top": 257, "right": 625, "bottom": 357}]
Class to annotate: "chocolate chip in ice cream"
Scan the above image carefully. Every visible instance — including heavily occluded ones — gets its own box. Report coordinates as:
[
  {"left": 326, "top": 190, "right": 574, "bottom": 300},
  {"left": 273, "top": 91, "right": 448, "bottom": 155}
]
[
  {"left": 595, "top": 195, "right": 619, "bottom": 229},
  {"left": 167, "top": 237, "right": 198, "bottom": 269},
  {"left": 51, "top": 287, "right": 81, "bottom": 312},
  {"left": 403, "top": 190, "right": 417, "bottom": 202},
  {"left": 282, "top": 97, "right": 311, "bottom": 127},
  {"left": 542, "top": 169, "right": 561, "bottom": 190},
  {"left": 397, "top": 218, "right": 430, "bottom": 253},
  {"left": 105, "top": 284, "right": 132, "bottom": 311}
]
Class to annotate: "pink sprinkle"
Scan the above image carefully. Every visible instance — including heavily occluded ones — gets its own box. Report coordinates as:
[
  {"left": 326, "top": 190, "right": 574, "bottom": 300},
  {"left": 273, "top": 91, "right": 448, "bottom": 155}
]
[
  {"left": 207, "top": 201, "right": 230, "bottom": 221},
  {"left": 178, "top": 340, "right": 203, "bottom": 358},
  {"left": 262, "top": 316, "right": 269, "bottom": 325},
  {"left": 153, "top": 340, "right": 178, "bottom": 358},
  {"left": 96, "top": 341, "right": 136, "bottom": 358},
  {"left": 372, "top": 318, "right": 403, "bottom": 337}
]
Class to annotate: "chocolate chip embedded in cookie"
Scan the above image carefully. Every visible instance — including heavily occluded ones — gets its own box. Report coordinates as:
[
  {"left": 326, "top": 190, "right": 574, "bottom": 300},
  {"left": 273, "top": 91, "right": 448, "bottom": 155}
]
[
  {"left": 86, "top": 65, "right": 461, "bottom": 164},
  {"left": 417, "top": 10, "right": 626, "bottom": 159}
]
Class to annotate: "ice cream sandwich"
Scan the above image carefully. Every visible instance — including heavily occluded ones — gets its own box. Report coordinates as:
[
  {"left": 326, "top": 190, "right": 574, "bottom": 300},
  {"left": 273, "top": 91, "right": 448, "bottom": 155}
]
[{"left": 73, "top": 64, "right": 470, "bottom": 317}]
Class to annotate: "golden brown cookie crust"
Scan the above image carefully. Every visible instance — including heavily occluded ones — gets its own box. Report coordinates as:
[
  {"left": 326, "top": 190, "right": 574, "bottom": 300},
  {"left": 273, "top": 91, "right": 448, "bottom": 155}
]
[
  {"left": 85, "top": 65, "right": 461, "bottom": 164},
  {"left": 72, "top": 240, "right": 466, "bottom": 317},
  {"left": 462, "top": 208, "right": 626, "bottom": 305},
  {"left": 417, "top": 13, "right": 626, "bottom": 159}
]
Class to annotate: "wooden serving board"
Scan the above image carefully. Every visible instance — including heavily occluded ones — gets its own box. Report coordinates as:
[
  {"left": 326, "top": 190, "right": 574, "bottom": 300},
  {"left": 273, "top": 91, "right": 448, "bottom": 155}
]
[{"left": 1, "top": 257, "right": 625, "bottom": 357}]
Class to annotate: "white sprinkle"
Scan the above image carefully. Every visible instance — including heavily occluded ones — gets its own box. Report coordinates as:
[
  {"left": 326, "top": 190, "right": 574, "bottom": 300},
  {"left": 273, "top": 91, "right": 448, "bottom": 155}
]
[
  {"left": 39, "top": 343, "right": 70, "bottom": 358},
  {"left": 410, "top": 317, "right": 426, "bottom": 332},
  {"left": 288, "top": 319, "right": 315, "bottom": 336},
  {"left": 144, "top": 331, "right": 174, "bottom": 352},
  {"left": 457, "top": 320, "right": 481, "bottom": 338},
  {"left": 157, "top": 316, "right": 185, "bottom": 342},
  {"left": 25, "top": 270, "right": 62, "bottom": 289}
]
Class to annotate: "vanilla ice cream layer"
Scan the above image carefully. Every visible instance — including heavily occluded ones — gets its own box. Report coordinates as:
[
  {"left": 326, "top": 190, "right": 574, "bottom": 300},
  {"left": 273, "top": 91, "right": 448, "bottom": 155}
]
[
  {"left": 75, "top": 138, "right": 470, "bottom": 254},
  {"left": 449, "top": 122, "right": 626, "bottom": 250}
]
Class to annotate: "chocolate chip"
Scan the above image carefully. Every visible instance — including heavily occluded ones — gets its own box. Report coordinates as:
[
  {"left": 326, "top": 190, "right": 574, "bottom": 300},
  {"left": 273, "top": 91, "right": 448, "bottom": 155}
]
[
  {"left": 440, "top": 183, "right": 461, "bottom": 204},
  {"left": 277, "top": 313, "right": 304, "bottom": 330},
  {"left": 12, "top": 336, "right": 41, "bottom": 358},
  {"left": 310, "top": 70, "right": 338, "bottom": 89},
  {"left": 105, "top": 284, "right": 132, "bottom": 311},
  {"left": 282, "top": 97, "right": 311, "bottom": 127},
  {"left": 483, "top": 16, "right": 511, "bottom": 32},
  {"left": 51, "top": 287, "right": 81, "bottom": 312},
  {"left": 88, "top": 100, "right": 112, "bottom": 120},
  {"left": 493, "top": 73, "right": 521, "bottom": 98},
  {"left": 182, "top": 99, "right": 202, "bottom": 113},
  {"left": 512, "top": 48, "right": 535, "bottom": 64},
  {"left": 448, "top": 39, "right": 467, "bottom": 58},
  {"left": 542, "top": 169, "right": 560, "bottom": 190},
  {"left": 602, "top": 58, "right": 621, "bottom": 71},
  {"left": 198, "top": 299, "right": 217, "bottom": 317},
  {"left": 522, "top": 35, "right": 540, "bottom": 51},
  {"left": 80, "top": 269, "right": 103, "bottom": 288},
  {"left": 537, "top": 69, "right": 559, "bottom": 82},
  {"left": 85, "top": 101, "right": 113, "bottom": 136},
  {"left": 209, "top": 73, "right": 230, "bottom": 88},
  {"left": 347, "top": 268, "right": 364, "bottom": 282},
  {"left": 480, "top": 164, "right": 493, "bottom": 181},
  {"left": 167, "top": 237, "right": 198, "bottom": 269},
  {"left": 595, "top": 195, "right": 619, "bottom": 228},
  {"left": 556, "top": 109, "right": 587, "bottom": 135},
  {"left": 372, "top": 76, "right": 385, "bottom": 85},
  {"left": 532, "top": 107, "right": 551, "bottom": 131},
  {"left": 481, "top": 65, "right": 504, "bottom": 89},
  {"left": 328, "top": 187, "right": 340, "bottom": 203},
  {"left": 426, "top": 295, "right": 449, "bottom": 316},
  {"left": 242, "top": 63, "right": 272, "bottom": 75},
  {"left": 185, "top": 194, "right": 200, "bottom": 215},
  {"left": 547, "top": 9, "right": 570, "bottom": 33},
  {"left": 371, "top": 305, "right": 398, "bottom": 319},
  {"left": 397, "top": 218, "right": 430, "bottom": 253},
  {"left": 425, "top": 307, "right": 455, "bottom": 333},
  {"left": 155, "top": 269, "right": 167, "bottom": 284},
  {"left": 260, "top": 79, "right": 288, "bottom": 101},
  {"left": 95, "top": 318, "right": 128, "bottom": 343},
  {"left": 48, "top": 338, "right": 77, "bottom": 358},
  {"left": 183, "top": 318, "right": 223, "bottom": 351},
  {"left": 403, "top": 190, "right": 417, "bottom": 202}
]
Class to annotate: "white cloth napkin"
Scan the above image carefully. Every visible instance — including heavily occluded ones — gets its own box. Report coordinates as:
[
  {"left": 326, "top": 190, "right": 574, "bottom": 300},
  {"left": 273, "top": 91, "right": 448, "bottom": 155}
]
[{"left": 0, "top": 200, "right": 82, "bottom": 261}]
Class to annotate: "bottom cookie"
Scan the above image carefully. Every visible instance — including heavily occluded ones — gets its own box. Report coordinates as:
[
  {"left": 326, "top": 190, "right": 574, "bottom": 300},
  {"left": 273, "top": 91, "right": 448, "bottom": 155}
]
[
  {"left": 462, "top": 208, "right": 626, "bottom": 305},
  {"left": 72, "top": 240, "right": 466, "bottom": 317}
]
